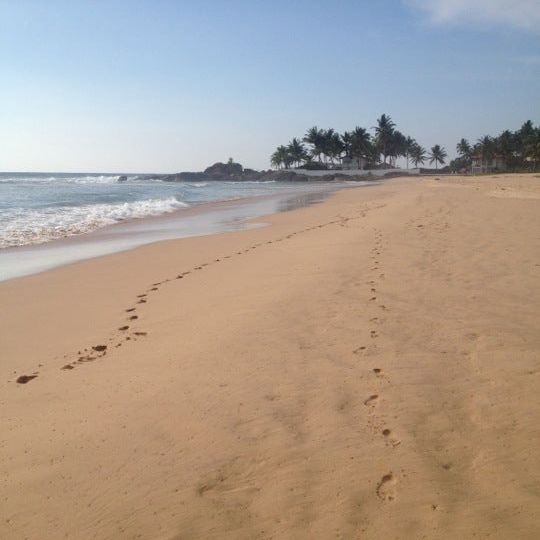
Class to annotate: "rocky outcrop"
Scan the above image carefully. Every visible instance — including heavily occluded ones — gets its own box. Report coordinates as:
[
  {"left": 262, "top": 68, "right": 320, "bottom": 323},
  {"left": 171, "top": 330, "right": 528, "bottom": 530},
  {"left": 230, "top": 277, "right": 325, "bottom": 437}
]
[
  {"left": 157, "top": 161, "right": 381, "bottom": 183},
  {"left": 204, "top": 161, "right": 243, "bottom": 178}
]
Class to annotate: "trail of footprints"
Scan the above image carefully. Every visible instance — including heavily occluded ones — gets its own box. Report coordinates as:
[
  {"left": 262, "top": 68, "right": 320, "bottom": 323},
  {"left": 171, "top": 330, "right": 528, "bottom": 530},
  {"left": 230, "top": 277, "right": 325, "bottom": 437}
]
[
  {"left": 15, "top": 212, "right": 404, "bottom": 503},
  {"left": 14, "top": 213, "right": 371, "bottom": 384},
  {"left": 354, "top": 228, "right": 401, "bottom": 502}
]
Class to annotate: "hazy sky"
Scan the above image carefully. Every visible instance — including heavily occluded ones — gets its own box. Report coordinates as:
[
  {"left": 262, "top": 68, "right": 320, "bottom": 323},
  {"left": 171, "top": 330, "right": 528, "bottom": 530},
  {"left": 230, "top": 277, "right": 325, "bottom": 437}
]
[{"left": 1, "top": 0, "right": 539, "bottom": 173}]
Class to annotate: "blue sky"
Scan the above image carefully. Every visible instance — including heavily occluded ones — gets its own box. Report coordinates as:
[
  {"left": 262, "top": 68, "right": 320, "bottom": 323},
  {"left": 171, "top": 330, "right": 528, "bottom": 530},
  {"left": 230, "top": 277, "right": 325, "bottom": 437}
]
[{"left": 1, "top": 0, "right": 539, "bottom": 172}]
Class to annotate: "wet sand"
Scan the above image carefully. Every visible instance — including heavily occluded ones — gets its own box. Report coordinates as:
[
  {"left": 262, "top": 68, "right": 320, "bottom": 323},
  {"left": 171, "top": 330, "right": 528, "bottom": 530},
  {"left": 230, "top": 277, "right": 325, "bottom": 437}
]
[{"left": 1, "top": 174, "right": 539, "bottom": 539}]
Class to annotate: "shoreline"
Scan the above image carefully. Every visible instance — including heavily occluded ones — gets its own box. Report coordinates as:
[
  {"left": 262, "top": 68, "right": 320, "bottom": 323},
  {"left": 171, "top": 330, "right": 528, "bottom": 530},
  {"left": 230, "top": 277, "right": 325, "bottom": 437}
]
[
  {"left": 1, "top": 173, "right": 539, "bottom": 539},
  {"left": 0, "top": 180, "right": 363, "bottom": 282}
]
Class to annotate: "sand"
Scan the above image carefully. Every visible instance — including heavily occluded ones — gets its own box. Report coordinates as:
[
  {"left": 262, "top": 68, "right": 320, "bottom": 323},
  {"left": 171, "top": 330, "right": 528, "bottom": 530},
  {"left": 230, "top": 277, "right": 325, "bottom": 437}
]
[{"left": 1, "top": 174, "right": 539, "bottom": 539}]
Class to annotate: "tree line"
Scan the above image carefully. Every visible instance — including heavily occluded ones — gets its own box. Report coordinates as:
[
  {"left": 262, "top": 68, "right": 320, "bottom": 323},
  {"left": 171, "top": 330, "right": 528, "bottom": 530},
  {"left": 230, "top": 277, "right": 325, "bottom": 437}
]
[
  {"left": 271, "top": 114, "right": 447, "bottom": 170},
  {"left": 452, "top": 120, "right": 540, "bottom": 172},
  {"left": 271, "top": 115, "right": 540, "bottom": 172}
]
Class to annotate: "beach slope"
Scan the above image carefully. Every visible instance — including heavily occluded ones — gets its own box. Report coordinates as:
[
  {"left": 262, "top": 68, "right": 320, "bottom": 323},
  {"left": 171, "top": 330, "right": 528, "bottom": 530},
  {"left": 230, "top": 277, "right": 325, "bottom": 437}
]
[{"left": 1, "top": 174, "right": 539, "bottom": 539}]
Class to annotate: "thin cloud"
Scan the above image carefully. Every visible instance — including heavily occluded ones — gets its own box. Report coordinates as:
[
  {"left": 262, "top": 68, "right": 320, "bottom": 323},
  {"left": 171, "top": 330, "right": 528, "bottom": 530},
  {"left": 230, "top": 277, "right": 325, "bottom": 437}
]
[{"left": 407, "top": 0, "right": 540, "bottom": 32}]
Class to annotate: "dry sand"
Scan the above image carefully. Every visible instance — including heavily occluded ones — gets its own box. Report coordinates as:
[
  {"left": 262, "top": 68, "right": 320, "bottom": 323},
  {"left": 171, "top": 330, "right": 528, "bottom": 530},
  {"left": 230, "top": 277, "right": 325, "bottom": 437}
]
[{"left": 1, "top": 174, "right": 539, "bottom": 539}]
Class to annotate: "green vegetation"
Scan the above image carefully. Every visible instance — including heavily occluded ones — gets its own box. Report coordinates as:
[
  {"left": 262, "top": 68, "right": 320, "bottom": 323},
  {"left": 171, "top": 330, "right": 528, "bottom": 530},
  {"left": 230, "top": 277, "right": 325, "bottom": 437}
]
[
  {"left": 270, "top": 114, "right": 434, "bottom": 171},
  {"left": 429, "top": 145, "right": 448, "bottom": 169},
  {"left": 450, "top": 120, "right": 540, "bottom": 172},
  {"left": 271, "top": 115, "right": 540, "bottom": 174}
]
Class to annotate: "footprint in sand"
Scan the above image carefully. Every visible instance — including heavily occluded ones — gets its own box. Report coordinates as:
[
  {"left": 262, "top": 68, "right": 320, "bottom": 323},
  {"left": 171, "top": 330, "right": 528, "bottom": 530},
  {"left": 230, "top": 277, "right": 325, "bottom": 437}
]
[
  {"left": 77, "top": 355, "right": 96, "bottom": 363},
  {"left": 382, "top": 428, "right": 401, "bottom": 447},
  {"left": 364, "top": 394, "right": 379, "bottom": 406},
  {"left": 129, "top": 315, "right": 138, "bottom": 321},
  {"left": 376, "top": 473, "right": 397, "bottom": 501},
  {"left": 126, "top": 308, "right": 136, "bottom": 313},
  {"left": 16, "top": 374, "right": 38, "bottom": 384}
]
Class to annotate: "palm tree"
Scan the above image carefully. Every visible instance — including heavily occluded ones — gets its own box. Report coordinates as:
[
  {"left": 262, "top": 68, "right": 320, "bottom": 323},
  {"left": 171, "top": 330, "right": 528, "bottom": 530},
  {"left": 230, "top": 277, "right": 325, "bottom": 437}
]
[
  {"left": 303, "top": 126, "right": 325, "bottom": 163},
  {"left": 403, "top": 136, "right": 416, "bottom": 169},
  {"left": 409, "top": 143, "right": 427, "bottom": 167},
  {"left": 518, "top": 120, "right": 535, "bottom": 147},
  {"left": 319, "top": 129, "right": 342, "bottom": 165},
  {"left": 429, "top": 144, "right": 447, "bottom": 169},
  {"left": 456, "top": 138, "right": 472, "bottom": 160},
  {"left": 350, "top": 127, "right": 372, "bottom": 169},
  {"left": 270, "top": 145, "right": 289, "bottom": 169},
  {"left": 287, "top": 138, "right": 308, "bottom": 168},
  {"left": 388, "top": 130, "right": 407, "bottom": 167},
  {"left": 374, "top": 114, "right": 395, "bottom": 164},
  {"left": 341, "top": 131, "right": 353, "bottom": 158},
  {"left": 524, "top": 132, "right": 540, "bottom": 170},
  {"left": 496, "top": 130, "right": 517, "bottom": 169},
  {"left": 475, "top": 135, "right": 495, "bottom": 165},
  {"left": 329, "top": 131, "right": 345, "bottom": 164}
]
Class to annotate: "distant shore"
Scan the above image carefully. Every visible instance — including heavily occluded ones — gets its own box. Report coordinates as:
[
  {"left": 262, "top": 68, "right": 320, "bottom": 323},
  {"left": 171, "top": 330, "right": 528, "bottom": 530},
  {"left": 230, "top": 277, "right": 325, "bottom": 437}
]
[
  {"left": 1, "top": 174, "right": 539, "bottom": 539},
  {"left": 153, "top": 159, "right": 420, "bottom": 183}
]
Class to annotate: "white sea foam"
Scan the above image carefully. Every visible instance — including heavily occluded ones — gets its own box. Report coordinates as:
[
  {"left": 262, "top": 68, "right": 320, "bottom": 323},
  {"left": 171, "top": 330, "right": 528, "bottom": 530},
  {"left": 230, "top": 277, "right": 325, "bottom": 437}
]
[
  {"left": 0, "top": 197, "right": 188, "bottom": 248},
  {"left": 0, "top": 174, "right": 132, "bottom": 184}
]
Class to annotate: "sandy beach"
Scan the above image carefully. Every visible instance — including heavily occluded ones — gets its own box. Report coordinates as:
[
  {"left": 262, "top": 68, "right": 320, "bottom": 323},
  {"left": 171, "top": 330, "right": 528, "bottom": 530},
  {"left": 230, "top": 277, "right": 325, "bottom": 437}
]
[{"left": 1, "top": 173, "right": 539, "bottom": 539}]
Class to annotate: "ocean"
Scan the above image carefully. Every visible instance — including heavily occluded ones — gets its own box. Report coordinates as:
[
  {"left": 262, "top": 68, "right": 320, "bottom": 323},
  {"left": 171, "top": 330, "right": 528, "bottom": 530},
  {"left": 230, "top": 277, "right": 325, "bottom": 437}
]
[
  {"left": 0, "top": 172, "right": 337, "bottom": 248},
  {"left": 0, "top": 172, "right": 358, "bottom": 281}
]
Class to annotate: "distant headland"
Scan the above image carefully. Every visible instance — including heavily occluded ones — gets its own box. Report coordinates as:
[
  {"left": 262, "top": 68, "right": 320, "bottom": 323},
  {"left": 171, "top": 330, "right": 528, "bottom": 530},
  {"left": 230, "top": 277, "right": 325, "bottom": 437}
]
[
  {"left": 150, "top": 158, "right": 408, "bottom": 183},
  {"left": 145, "top": 115, "right": 539, "bottom": 183}
]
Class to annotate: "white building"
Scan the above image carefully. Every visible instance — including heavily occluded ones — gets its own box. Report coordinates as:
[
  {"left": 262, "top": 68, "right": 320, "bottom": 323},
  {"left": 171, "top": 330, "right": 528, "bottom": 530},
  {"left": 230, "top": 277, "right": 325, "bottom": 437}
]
[{"left": 340, "top": 156, "right": 367, "bottom": 170}]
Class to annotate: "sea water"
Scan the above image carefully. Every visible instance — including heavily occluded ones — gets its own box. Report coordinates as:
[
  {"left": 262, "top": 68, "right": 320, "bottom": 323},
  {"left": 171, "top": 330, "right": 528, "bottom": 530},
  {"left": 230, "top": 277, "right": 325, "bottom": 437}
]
[
  {"left": 0, "top": 172, "right": 360, "bottom": 281},
  {"left": 0, "top": 172, "right": 338, "bottom": 248}
]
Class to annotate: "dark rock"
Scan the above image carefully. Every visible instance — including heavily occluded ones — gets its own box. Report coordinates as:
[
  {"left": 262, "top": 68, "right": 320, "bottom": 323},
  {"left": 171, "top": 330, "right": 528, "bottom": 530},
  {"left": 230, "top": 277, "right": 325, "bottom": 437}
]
[
  {"left": 117, "top": 175, "right": 128, "bottom": 182},
  {"left": 204, "top": 161, "right": 243, "bottom": 178},
  {"left": 156, "top": 160, "right": 370, "bottom": 183}
]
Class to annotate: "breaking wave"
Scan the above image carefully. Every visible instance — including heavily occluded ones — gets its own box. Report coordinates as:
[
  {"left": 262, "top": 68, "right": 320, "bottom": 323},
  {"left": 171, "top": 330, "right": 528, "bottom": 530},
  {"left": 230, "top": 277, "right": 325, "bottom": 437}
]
[
  {"left": 0, "top": 174, "right": 141, "bottom": 185},
  {"left": 0, "top": 197, "right": 188, "bottom": 248}
]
